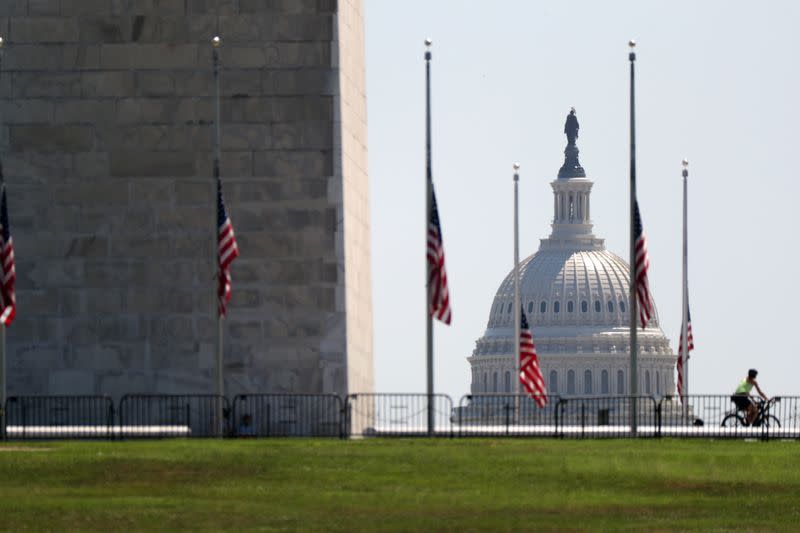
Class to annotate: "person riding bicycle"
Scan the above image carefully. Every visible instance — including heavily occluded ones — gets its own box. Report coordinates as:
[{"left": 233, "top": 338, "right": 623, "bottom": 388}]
[{"left": 731, "top": 369, "right": 768, "bottom": 425}]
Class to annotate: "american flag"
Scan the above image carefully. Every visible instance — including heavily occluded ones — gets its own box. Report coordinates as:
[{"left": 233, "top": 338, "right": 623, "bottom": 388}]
[
  {"left": 634, "top": 201, "right": 654, "bottom": 328},
  {"left": 217, "top": 179, "right": 239, "bottom": 317},
  {"left": 427, "top": 188, "right": 451, "bottom": 324},
  {"left": 676, "top": 306, "right": 694, "bottom": 398},
  {"left": 519, "top": 309, "right": 547, "bottom": 408},
  {"left": 0, "top": 180, "right": 16, "bottom": 326}
]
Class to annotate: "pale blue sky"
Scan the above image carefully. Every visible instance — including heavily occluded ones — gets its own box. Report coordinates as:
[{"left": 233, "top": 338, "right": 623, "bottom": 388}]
[{"left": 365, "top": 0, "right": 800, "bottom": 400}]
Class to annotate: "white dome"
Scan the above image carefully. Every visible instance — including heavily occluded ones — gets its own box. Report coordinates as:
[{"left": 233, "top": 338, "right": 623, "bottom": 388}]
[
  {"left": 489, "top": 249, "right": 658, "bottom": 331},
  {"left": 476, "top": 248, "right": 670, "bottom": 357}
]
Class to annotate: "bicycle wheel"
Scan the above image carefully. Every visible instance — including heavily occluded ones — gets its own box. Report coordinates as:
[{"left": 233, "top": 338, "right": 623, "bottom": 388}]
[
  {"left": 721, "top": 413, "right": 745, "bottom": 428},
  {"left": 764, "top": 415, "right": 781, "bottom": 428}
]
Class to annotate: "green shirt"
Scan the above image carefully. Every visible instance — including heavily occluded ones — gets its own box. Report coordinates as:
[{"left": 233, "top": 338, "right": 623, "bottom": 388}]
[{"left": 735, "top": 379, "right": 754, "bottom": 394}]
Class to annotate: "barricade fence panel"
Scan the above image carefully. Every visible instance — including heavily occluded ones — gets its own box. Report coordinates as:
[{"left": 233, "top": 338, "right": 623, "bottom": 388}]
[
  {"left": 345, "top": 394, "right": 453, "bottom": 437},
  {"left": 231, "top": 394, "right": 343, "bottom": 437},
  {"left": 3, "top": 396, "right": 114, "bottom": 440},
  {"left": 455, "top": 394, "right": 560, "bottom": 437},
  {"left": 660, "top": 394, "right": 747, "bottom": 438},
  {"left": 555, "top": 396, "right": 659, "bottom": 438},
  {"left": 117, "top": 395, "right": 229, "bottom": 439},
  {"left": 3, "top": 393, "right": 799, "bottom": 440}
]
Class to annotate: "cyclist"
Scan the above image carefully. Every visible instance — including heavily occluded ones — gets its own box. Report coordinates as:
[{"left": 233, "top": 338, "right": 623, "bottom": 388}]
[{"left": 731, "top": 369, "right": 768, "bottom": 425}]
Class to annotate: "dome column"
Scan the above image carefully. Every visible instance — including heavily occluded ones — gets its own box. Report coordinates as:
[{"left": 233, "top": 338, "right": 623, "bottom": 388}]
[{"left": 545, "top": 178, "right": 597, "bottom": 247}]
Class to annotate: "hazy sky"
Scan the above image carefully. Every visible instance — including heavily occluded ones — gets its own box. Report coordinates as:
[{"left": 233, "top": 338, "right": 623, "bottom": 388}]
[{"left": 364, "top": 0, "right": 800, "bottom": 401}]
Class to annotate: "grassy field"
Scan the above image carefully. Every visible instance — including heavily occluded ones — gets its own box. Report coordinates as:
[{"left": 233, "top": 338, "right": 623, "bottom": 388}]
[{"left": 1, "top": 438, "right": 800, "bottom": 531}]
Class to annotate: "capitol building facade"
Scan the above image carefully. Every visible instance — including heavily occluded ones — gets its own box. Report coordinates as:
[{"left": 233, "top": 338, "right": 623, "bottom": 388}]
[{"left": 468, "top": 114, "right": 676, "bottom": 399}]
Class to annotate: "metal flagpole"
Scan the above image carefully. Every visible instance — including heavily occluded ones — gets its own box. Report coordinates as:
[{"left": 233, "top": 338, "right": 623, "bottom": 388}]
[
  {"left": 512, "top": 163, "right": 521, "bottom": 424},
  {"left": 628, "top": 40, "right": 638, "bottom": 435},
  {"left": 681, "top": 159, "right": 689, "bottom": 420},
  {"left": 0, "top": 35, "right": 6, "bottom": 441},
  {"left": 425, "top": 38, "right": 434, "bottom": 436},
  {"left": 212, "top": 35, "right": 224, "bottom": 435}
]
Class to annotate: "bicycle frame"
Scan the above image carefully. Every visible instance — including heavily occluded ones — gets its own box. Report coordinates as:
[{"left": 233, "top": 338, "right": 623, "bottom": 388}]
[
  {"left": 752, "top": 397, "right": 780, "bottom": 427},
  {"left": 739, "top": 397, "right": 780, "bottom": 427}
]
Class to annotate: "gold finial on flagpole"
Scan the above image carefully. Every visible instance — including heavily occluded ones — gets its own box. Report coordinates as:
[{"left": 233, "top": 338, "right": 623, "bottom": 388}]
[{"left": 212, "top": 35, "right": 221, "bottom": 48}]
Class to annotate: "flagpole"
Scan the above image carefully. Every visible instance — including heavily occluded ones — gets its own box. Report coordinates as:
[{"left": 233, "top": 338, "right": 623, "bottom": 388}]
[
  {"left": 212, "top": 35, "right": 224, "bottom": 434},
  {"left": 681, "top": 159, "right": 689, "bottom": 419},
  {"left": 512, "top": 163, "right": 521, "bottom": 424},
  {"left": 0, "top": 35, "right": 6, "bottom": 442},
  {"left": 628, "top": 40, "right": 638, "bottom": 435},
  {"left": 424, "top": 38, "right": 434, "bottom": 437}
]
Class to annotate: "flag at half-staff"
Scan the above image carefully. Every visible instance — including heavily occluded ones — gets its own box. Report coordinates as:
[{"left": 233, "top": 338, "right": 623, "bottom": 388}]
[
  {"left": 519, "top": 309, "right": 547, "bottom": 408},
  {"left": 0, "top": 179, "right": 16, "bottom": 326},
  {"left": 427, "top": 187, "right": 451, "bottom": 324},
  {"left": 676, "top": 306, "right": 694, "bottom": 398},
  {"left": 217, "top": 178, "right": 239, "bottom": 317},
  {"left": 633, "top": 201, "right": 654, "bottom": 328}
]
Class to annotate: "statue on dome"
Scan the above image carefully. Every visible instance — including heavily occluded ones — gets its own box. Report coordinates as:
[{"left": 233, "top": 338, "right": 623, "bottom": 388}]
[
  {"left": 558, "top": 107, "right": 585, "bottom": 179},
  {"left": 565, "top": 107, "right": 579, "bottom": 145}
]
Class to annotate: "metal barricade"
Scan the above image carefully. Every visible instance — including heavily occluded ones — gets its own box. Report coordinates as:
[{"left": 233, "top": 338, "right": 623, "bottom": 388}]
[
  {"left": 118, "top": 395, "right": 229, "bottom": 438},
  {"left": 659, "top": 394, "right": 744, "bottom": 438},
  {"left": 760, "top": 395, "right": 800, "bottom": 440},
  {"left": 555, "top": 396, "right": 658, "bottom": 438},
  {"left": 2, "top": 391, "right": 797, "bottom": 441},
  {"left": 345, "top": 393, "right": 453, "bottom": 437},
  {"left": 4, "top": 395, "right": 114, "bottom": 440},
  {"left": 454, "top": 393, "right": 560, "bottom": 437},
  {"left": 231, "top": 394, "right": 343, "bottom": 438}
]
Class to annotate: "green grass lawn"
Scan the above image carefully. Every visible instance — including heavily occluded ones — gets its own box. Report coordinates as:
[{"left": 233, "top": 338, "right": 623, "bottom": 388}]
[{"left": 1, "top": 438, "right": 799, "bottom": 532}]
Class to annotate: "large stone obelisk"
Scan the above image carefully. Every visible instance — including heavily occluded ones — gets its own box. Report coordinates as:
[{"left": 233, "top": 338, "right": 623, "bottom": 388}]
[{"left": 0, "top": 0, "right": 373, "bottom": 398}]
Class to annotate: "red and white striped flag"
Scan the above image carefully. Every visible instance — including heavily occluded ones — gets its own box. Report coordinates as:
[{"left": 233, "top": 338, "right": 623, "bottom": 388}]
[
  {"left": 427, "top": 188, "right": 451, "bottom": 324},
  {"left": 519, "top": 309, "right": 547, "bottom": 408},
  {"left": 0, "top": 181, "right": 16, "bottom": 326},
  {"left": 217, "top": 179, "right": 239, "bottom": 317},
  {"left": 634, "top": 201, "right": 654, "bottom": 328},
  {"left": 676, "top": 307, "right": 694, "bottom": 398}
]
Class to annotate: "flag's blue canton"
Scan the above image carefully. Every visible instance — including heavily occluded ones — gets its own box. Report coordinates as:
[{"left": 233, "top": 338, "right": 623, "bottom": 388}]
[
  {"left": 217, "top": 179, "right": 228, "bottom": 229},
  {"left": 634, "top": 202, "right": 643, "bottom": 239},
  {"left": 430, "top": 192, "right": 442, "bottom": 238},
  {"left": 0, "top": 187, "right": 9, "bottom": 242}
]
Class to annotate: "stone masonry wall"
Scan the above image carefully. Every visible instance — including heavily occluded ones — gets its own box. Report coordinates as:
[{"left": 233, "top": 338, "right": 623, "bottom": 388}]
[{"left": 0, "top": 0, "right": 373, "bottom": 399}]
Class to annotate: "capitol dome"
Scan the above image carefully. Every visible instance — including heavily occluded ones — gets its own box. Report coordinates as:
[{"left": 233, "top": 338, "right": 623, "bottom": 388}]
[{"left": 468, "top": 111, "right": 676, "bottom": 398}]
